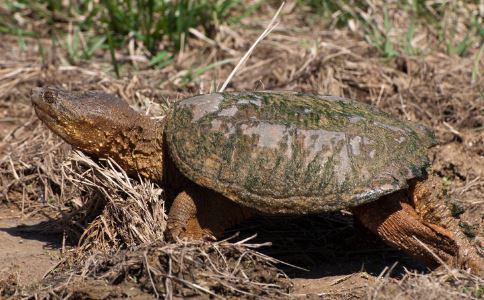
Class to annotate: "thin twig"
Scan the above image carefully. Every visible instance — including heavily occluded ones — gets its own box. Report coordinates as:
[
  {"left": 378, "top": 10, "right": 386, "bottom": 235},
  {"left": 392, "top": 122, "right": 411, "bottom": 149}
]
[
  {"left": 144, "top": 250, "right": 160, "bottom": 298},
  {"left": 413, "top": 236, "right": 460, "bottom": 282},
  {"left": 219, "top": 2, "right": 285, "bottom": 92}
]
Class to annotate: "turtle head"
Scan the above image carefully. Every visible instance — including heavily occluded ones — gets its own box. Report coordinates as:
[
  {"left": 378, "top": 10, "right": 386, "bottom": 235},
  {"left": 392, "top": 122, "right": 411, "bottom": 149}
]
[
  {"left": 31, "top": 87, "right": 141, "bottom": 152},
  {"left": 32, "top": 87, "right": 164, "bottom": 180}
]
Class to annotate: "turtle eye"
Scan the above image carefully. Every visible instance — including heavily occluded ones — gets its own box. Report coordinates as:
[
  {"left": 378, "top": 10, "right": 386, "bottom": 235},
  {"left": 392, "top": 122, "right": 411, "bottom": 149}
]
[{"left": 43, "top": 89, "right": 56, "bottom": 104}]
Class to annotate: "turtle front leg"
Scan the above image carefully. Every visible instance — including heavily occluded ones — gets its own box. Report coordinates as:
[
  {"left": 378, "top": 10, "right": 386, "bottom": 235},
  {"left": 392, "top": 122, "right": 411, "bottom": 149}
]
[
  {"left": 351, "top": 191, "right": 458, "bottom": 268},
  {"left": 166, "top": 186, "right": 256, "bottom": 241}
]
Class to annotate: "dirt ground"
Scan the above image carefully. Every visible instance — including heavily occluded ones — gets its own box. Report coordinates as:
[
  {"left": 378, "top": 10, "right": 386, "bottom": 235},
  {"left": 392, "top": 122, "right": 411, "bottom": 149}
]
[
  {"left": 0, "top": 206, "right": 60, "bottom": 284},
  {"left": 0, "top": 3, "right": 483, "bottom": 299}
]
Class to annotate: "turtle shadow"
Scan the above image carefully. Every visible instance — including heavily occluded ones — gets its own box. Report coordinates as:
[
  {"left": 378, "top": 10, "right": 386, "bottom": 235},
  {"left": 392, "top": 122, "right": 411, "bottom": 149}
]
[
  {"left": 0, "top": 218, "right": 64, "bottom": 250},
  {"left": 0, "top": 206, "right": 430, "bottom": 280},
  {"left": 0, "top": 199, "right": 103, "bottom": 249},
  {"left": 225, "top": 213, "right": 429, "bottom": 279}
]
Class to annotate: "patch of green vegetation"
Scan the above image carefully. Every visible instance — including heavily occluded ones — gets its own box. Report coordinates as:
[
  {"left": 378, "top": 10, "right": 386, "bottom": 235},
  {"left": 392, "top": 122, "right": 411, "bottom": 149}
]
[
  {"left": 458, "top": 220, "right": 476, "bottom": 238},
  {"left": 473, "top": 286, "right": 484, "bottom": 298},
  {"left": 450, "top": 202, "right": 465, "bottom": 218},
  {"left": 403, "top": 16, "right": 417, "bottom": 56},
  {"left": 180, "top": 58, "right": 234, "bottom": 85},
  {"left": 410, "top": 0, "right": 482, "bottom": 57},
  {"left": 368, "top": 7, "right": 398, "bottom": 58},
  {"left": 471, "top": 46, "right": 483, "bottom": 84},
  {"left": 441, "top": 176, "right": 452, "bottom": 187},
  {"left": 102, "top": 0, "right": 241, "bottom": 55},
  {"left": 0, "top": 0, "right": 253, "bottom": 71},
  {"left": 298, "top": 0, "right": 483, "bottom": 58},
  {"left": 462, "top": 286, "right": 484, "bottom": 298},
  {"left": 61, "top": 31, "right": 107, "bottom": 65},
  {"left": 298, "top": 0, "right": 368, "bottom": 27},
  {"left": 445, "top": 32, "right": 471, "bottom": 57}
]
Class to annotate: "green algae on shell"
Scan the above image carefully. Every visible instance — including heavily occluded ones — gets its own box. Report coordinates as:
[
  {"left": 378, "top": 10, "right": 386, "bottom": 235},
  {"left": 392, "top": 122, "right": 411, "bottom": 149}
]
[{"left": 165, "top": 91, "right": 435, "bottom": 214}]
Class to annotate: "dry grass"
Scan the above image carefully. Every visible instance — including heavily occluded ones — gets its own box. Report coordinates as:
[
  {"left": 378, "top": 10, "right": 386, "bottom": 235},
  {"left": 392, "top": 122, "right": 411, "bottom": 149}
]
[
  {"left": 49, "top": 239, "right": 291, "bottom": 299},
  {"left": 369, "top": 267, "right": 484, "bottom": 300},
  {"left": 1, "top": 150, "right": 292, "bottom": 299},
  {"left": 0, "top": 1, "right": 483, "bottom": 299},
  {"left": 66, "top": 151, "right": 166, "bottom": 250},
  {"left": 3, "top": 241, "right": 292, "bottom": 299}
]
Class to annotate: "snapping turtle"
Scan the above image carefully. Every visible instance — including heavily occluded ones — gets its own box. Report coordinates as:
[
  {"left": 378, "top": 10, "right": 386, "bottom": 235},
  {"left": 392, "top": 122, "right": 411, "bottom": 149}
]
[{"left": 31, "top": 88, "right": 482, "bottom": 272}]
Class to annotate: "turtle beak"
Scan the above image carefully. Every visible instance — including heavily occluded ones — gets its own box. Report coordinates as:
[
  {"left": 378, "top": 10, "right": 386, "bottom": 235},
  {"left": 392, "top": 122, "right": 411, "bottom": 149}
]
[
  {"left": 31, "top": 87, "right": 43, "bottom": 108},
  {"left": 31, "top": 87, "right": 49, "bottom": 111},
  {"left": 31, "top": 87, "right": 43, "bottom": 101}
]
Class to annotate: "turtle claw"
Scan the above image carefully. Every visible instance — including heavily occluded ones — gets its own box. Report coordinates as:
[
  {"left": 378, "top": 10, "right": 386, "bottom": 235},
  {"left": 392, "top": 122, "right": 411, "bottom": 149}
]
[
  {"left": 197, "top": 230, "right": 217, "bottom": 242},
  {"left": 165, "top": 223, "right": 182, "bottom": 242},
  {"left": 166, "top": 222, "right": 217, "bottom": 242}
]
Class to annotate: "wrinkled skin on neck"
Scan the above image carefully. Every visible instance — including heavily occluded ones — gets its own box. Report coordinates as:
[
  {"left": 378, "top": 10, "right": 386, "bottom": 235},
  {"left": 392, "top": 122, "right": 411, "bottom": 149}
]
[{"left": 31, "top": 87, "right": 164, "bottom": 181}]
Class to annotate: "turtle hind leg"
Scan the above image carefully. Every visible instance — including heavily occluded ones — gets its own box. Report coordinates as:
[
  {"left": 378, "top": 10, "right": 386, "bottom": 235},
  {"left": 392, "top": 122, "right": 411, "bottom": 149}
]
[
  {"left": 351, "top": 191, "right": 458, "bottom": 268},
  {"left": 166, "top": 186, "right": 256, "bottom": 241}
]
